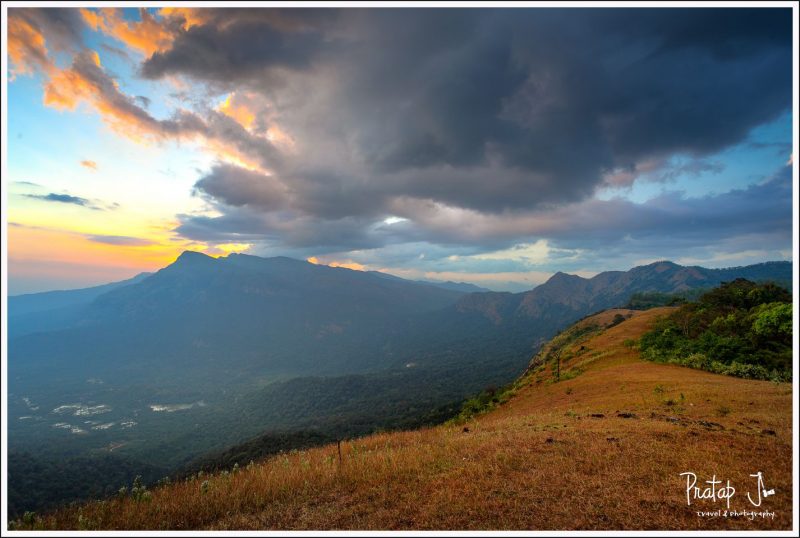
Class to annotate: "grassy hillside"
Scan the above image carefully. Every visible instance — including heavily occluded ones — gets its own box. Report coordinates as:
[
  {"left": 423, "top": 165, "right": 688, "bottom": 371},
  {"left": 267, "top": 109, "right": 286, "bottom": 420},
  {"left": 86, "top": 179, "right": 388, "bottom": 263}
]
[
  {"left": 10, "top": 259, "right": 789, "bottom": 517},
  {"left": 16, "top": 308, "right": 792, "bottom": 530}
]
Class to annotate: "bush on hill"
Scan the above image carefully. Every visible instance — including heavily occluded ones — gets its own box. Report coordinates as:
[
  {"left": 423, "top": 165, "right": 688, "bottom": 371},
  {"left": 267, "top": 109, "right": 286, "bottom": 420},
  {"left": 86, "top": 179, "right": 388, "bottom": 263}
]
[{"left": 638, "top": 279, "right": 792, "bottom": 382}]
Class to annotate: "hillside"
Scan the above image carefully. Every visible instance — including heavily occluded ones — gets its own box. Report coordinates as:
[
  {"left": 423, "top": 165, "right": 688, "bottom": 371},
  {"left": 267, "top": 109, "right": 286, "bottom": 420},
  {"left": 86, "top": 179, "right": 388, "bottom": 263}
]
[
  {"left": 7, "top": 257, "right": 790, "bottom": 518},
  {"left": 21, "top": 307, "right": 792, "bottom": 530}
]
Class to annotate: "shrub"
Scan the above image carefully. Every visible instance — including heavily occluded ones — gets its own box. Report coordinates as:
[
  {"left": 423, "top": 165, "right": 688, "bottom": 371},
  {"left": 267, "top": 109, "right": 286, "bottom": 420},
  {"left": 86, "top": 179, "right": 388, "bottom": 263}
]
[
  {"left": 724, "top": 361, "right": 770, "bottom": 381},
  {"left": 608, "top": 313, "right": 626, "bottom": 328},
  {"left": 638, "top": 280, "right": 792, "bottom": 381},
  {"left": 131, "top": 475, "right": 148, "bottom": 502},
  {"left": 684, "top": 353, "right": 711, "bottom": 370}
]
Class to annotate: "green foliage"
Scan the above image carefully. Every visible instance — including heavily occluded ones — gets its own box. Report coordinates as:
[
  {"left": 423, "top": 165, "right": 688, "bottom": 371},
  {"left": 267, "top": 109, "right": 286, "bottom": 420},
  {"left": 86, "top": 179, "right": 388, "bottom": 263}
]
[
  {"left": 557, "top": 368, "right": 584, "bottom": 382},
  {"left": 451, "top": 385, "right": 511, "bottom": 422},
  {"left": 751, "top": 302, "right": 792, "bottom": 342},
  {"left": 639, "top": 279, "right": 792, "bottom": 382},
  {"left": 449, "top": 375, "right": 533, "bottom": 423},
  {"left": 6, "top": 452, "right": 165, "bottom": 519},
  {"left": 625, "top": 290, "right": 700, "bottom": 309},
  {"left": 528, "top": 322, "right": 603, "bottom": 372},
  {"left": 608, "top": 313, "right": 627, "bottom": 327},
  {"left": 131, "top": 475, "right": 149, "bottom": 502}
]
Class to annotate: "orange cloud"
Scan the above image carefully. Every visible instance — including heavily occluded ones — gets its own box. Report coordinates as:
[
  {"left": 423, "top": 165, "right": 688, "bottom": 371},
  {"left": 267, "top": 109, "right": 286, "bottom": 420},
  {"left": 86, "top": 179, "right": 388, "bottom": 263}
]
[
  {"left": 329, "top": 260, "right": 366, "bottom": 271},
  {"left": 7, "top": 12, "right": 170, "bottom": 145},
  {"left": 43, "top": 61, "right": 95, "bottom": 110},
  {"left": 11, "top": 10, "right": 281, "bottom": 173},
  {"left": 218, "top": 93, "right": 257, "bottom": 131},
  {"left": 36, "top": 50, "right": 279, "bottom": 171},
  {"left": 81, "top": 8, "right": 174, "bottom": 57},
  {"left": 216, "top": 92, "right": 295, "bottom": 156},
  {"left": 42, "top": 51, "right": 142, "bottom": 133},
  {"left": 39, "top": 49, "right": 203, "bottom": 146},
  {"left": 80, "top": 160, "right": 98, "bottom": 170},
  {"left": 158, "top": 7, "right": 212, "bottom": 30},
  {"left": 7, "top": 13, "right": 53, "bottom": 78},
  {"left": 204, "top": 137, "right": 265, "bottom": 172},
  {"left": 79, "top": 7, "right": 103, "bottom": 32},
  {"left": 8, "top": 10, "right": 149, "bottom": 143},
  {"left": 306, "top": 256, "right": 366, "bottom": 271}
]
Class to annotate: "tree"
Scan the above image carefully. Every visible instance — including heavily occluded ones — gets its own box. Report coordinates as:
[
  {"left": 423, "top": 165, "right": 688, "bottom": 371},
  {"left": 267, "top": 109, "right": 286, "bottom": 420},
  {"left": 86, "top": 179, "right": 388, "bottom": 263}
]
[{"left": 751, "top": 302, "right": 792, "bottom": 345}]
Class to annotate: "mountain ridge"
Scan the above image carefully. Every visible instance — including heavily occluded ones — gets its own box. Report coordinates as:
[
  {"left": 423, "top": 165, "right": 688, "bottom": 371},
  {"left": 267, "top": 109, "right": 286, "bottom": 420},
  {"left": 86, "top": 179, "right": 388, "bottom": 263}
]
[{"left": 452, "top": 259, "right": 792, "bottom": 325}]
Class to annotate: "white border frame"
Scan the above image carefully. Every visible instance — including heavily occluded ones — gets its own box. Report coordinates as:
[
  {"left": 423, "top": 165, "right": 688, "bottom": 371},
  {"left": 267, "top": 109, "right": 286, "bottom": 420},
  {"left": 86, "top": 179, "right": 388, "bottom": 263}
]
[{"left": 1, "top": 1, "right": 798, "bottom": 536}]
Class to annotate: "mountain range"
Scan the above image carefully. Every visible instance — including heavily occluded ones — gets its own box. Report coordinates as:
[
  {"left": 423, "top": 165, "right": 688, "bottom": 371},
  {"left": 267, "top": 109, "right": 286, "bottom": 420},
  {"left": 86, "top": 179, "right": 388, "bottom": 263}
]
[{"left": 6, "top": 253, "right": 791, "bottom": 515}]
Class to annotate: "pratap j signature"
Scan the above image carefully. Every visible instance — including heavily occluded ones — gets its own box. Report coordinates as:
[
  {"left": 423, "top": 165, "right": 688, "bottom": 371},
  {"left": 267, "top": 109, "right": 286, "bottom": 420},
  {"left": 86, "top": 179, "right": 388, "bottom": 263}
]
[{"left": 680, "top": 471, "right": 775, "bottom": 509}]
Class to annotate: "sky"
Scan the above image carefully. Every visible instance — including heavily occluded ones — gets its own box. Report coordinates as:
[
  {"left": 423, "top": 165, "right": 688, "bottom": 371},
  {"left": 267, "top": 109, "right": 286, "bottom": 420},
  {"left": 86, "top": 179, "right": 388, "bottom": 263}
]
[{"left": 4, "top": 6, "right": 795, "bottom": 294}]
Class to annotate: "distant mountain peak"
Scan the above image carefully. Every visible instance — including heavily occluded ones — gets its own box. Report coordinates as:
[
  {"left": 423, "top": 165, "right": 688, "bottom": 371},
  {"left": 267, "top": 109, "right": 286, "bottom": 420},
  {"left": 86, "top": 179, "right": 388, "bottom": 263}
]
[
  {"left": 642, "top": 260, "right": 679, "bottom": 271},
  {"left": 172, "top": 251, "right": 216, "bottom": 267},
  {"left": 225, "top": 253, "right": 306, "bottom": 263},
  {"left": 546, "top": 271, "right": 584, "bottom": 284}
]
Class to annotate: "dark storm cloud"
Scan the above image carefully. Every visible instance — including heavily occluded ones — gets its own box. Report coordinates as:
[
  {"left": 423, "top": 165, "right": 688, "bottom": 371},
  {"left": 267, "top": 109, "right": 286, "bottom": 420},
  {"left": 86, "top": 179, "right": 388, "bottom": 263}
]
[
  {"left": 139, "top": 8, "right": 791, "bottom": 223},
  {"left": 175, "top": 212, "right": 272, "bottom": 243},
  {"left": 546, "top": 168, "right": 793, "bottom": 248},
  {"left": 140, "top": 8, "right": 338, "bottom": 84},
  {"left": 193, "top": 164, "right": 288, "bottom": 210},
  {"left": 176, "top": 209, "right": 390, "bottom": 251},
  {"left": 14, "top": 7, "right": 787, "bottom": 262},
  {"left": 176, "top": 163, "right": 792, "bottom": 257}
]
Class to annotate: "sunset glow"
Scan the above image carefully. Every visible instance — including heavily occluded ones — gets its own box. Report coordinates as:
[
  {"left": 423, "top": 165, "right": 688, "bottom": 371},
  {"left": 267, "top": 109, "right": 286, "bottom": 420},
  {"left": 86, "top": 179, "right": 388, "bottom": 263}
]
[{"left": 5, "top": 7, "right": 794, "bottom": 294}]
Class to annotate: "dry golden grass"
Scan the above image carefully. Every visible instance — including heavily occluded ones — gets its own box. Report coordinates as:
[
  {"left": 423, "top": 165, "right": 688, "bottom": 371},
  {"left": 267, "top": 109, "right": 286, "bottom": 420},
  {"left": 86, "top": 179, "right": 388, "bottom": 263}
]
[{"left": 26, "top": 308, "right": 793, "bottom": 530}]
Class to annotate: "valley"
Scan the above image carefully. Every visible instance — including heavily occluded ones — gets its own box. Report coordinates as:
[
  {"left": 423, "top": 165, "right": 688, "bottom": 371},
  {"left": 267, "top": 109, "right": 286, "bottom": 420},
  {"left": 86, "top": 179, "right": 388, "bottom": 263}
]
[
  {"left": 18, "top": 308, "right": 792, "bottom": 530},
  {"left": 6, "top": 254, "right": 792, "bottom": 518}
]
